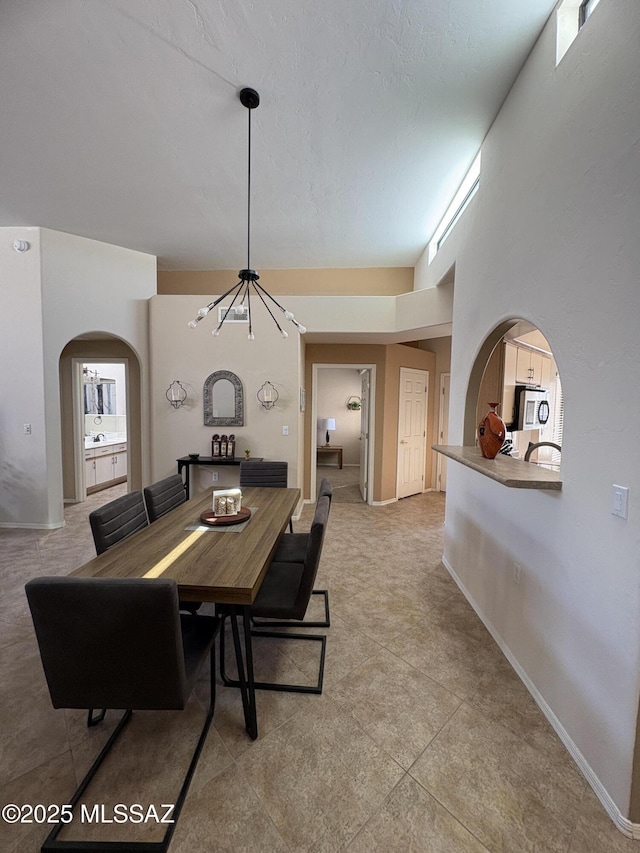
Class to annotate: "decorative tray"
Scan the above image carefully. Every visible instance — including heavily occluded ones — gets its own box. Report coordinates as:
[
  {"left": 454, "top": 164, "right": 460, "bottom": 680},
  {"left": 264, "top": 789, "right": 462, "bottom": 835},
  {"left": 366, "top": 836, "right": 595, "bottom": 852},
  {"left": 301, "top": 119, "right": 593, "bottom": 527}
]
[{"left": 199, "top": 507, "right": 252, "bottom": 526}]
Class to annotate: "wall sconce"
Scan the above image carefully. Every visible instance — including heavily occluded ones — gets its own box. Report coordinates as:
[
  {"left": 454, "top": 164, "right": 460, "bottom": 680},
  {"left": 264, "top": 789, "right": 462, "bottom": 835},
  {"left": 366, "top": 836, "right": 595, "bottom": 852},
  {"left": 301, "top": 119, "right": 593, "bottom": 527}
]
[
  {"left": 166, "top": 380, "right": 187, "bottom": 409},
  {"left": 257, "top": 381, "right": 279, "bottom": 410}
]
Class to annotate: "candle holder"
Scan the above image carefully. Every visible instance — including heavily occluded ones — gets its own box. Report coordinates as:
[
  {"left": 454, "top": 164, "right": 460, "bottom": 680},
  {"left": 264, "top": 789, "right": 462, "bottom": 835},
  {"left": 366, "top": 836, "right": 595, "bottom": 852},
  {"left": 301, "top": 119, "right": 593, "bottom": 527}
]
[
  {"left": 257, "top": 381, "right": 279, "bottom": 410},
  {"left": 166, "top": 380, "right": 187, "bottom": 409}
]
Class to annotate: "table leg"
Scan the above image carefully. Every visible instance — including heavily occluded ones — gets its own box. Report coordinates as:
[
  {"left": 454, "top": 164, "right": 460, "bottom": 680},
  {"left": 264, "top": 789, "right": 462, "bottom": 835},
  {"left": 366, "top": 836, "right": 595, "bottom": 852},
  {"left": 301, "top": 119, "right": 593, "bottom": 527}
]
[{"left": 221, "top": 606, "right": 258, "bottom": 740}]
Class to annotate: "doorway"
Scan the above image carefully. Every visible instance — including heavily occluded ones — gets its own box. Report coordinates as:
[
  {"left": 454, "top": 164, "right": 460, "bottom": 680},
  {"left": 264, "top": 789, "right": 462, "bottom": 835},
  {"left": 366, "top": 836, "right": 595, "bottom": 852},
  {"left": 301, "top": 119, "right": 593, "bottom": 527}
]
[
  {"left": 60, "top": 335, "right": 142, "bottom": 504},
  {"left": 311, "top": 364, "right": 375, "bottom": 505},
  {"left": 78, "top": 360, "right": 128, "bottom": 499}
]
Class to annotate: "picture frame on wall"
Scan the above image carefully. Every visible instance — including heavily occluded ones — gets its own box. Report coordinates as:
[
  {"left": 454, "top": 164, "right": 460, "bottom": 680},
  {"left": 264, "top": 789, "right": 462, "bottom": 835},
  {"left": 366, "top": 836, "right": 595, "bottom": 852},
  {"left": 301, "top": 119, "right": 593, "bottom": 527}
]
[{"left": 300, "top": 388, "right": 306, "bottom": 412}]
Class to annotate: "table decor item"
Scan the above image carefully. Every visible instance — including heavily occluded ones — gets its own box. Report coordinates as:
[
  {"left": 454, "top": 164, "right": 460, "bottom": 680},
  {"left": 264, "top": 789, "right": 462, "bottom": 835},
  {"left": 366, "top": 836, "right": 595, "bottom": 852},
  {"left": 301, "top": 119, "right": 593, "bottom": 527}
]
[
  {"left": 200, "top": 506, "right": 251, "bottom": 526},
  {"left": 188, "top": 452, "right": 200, "bottom": 459},
  {"left": 478, "top": 402, "right": 506, "bottom": 459},
  {"left": 212, "top": 434, "right": 221, "bottom": 456},
  {"left": 213, "top": 488, "right": 242, "bottom": 516},
  {"left": 244, "top": 449, "right": 251, "bottom": 459}
]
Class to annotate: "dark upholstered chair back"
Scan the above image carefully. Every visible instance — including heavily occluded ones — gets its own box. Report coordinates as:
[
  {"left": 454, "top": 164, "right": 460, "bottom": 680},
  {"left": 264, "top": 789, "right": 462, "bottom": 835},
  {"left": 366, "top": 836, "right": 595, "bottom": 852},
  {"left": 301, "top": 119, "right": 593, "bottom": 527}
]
[
  {"left": 239, "top": 460, "right": 288, "bottom": 489},
  {"left": 25, "top": 577, "right": 202, "bottom": 711},
  {"left": 318, "top": 477, "right": 333, "bottom": 505},
  {"left": 144, "top": 474, "right": 186, "bottom": 523},
  {"left": 89, "top": 491, "right": 148, "bottom": 555},
  {"left": 294, "top": 495, "right": 330, "bottom": 616}
]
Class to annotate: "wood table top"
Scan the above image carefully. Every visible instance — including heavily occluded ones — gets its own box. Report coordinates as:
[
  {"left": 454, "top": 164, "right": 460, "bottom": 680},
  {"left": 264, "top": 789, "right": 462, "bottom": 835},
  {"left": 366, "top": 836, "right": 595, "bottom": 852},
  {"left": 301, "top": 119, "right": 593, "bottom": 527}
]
[{"left": 72, "top": 486, "right": 300, "bottom": 605}]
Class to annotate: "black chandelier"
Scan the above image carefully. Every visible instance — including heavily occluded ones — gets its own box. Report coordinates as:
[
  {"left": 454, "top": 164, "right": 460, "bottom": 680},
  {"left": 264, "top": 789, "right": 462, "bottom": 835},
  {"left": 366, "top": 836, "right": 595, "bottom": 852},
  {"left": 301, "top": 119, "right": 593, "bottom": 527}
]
[{"left": 188, "top": 88, "right": 306, "bottom": 340}]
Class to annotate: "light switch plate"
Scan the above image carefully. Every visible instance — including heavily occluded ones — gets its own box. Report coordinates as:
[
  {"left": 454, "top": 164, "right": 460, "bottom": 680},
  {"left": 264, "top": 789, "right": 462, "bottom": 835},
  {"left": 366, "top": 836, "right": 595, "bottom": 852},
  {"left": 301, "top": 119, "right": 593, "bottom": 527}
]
[{"left": 611, "top": 485, "right": 629, "bottom": 519}]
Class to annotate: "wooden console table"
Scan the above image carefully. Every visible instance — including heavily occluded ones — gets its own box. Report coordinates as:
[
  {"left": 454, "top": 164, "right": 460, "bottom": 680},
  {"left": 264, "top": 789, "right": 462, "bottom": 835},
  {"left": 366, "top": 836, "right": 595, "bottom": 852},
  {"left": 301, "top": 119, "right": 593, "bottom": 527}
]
[
  {"left": 177, "top": 456, "right": 262, "bottom": 499},
  {"left": 316, "top": 445, "right": 343, "bottom": 469}
]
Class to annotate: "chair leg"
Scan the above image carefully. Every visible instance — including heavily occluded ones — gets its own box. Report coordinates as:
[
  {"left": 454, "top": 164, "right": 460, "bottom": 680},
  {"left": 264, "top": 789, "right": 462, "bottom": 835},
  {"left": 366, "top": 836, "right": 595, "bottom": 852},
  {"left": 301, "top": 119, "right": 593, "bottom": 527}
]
[
  {"left": 222, "top": 628, "right": 326, "bottom": 695},
  {"left": 41, "top": 646, "right": 218, "bottom": 853},
  {"left": 87, "top": 708, "right": 106, "bottom": 727},
  {"left": 251, "top": 589, "right": 330, "bottom": 629}
]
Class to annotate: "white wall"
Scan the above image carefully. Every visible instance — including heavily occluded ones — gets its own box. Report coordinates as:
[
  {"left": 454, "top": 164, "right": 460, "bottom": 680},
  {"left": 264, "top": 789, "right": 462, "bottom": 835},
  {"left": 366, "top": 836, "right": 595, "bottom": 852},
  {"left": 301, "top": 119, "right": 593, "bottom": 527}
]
[
  {"left": 149, "top": 295, "right": 303, "bottom": 497},
  {"left": 0, "top": 228, "right": 49, "bottom": 525},
  {"left": 316, "top": 368, "right": 362, "bottom": 464},
  {"left": 415, "top": 0, "right": 640, "bottom": 822},
  {"left": 0, "top": 227, "right": 156, "bottom": 527}
]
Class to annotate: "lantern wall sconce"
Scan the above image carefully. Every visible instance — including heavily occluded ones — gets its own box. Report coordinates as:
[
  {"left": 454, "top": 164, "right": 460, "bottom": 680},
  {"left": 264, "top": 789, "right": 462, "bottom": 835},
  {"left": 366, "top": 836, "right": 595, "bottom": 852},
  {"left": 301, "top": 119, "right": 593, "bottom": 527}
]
[
  {"left": 257, "top": 381, "right": 279, "bottom": 410},
  {"left": 166, "top": 380, "right": 187, "bottom": 409}
]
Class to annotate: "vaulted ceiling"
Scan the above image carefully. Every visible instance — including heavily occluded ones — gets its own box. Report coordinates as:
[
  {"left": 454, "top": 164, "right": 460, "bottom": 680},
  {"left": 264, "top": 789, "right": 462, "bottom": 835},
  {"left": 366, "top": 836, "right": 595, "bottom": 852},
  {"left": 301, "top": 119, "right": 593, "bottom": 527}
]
[{"left": 1, "top": 1, "right": 557, "bottom": 271}]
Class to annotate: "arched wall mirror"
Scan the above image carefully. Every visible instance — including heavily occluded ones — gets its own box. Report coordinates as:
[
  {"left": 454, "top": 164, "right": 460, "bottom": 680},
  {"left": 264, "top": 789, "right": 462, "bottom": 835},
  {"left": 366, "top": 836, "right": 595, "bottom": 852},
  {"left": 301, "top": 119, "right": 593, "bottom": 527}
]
[
  {"left": 466, "top": 320, "right": 563, "bottom": 471},
  {"left": 203, "top": 370, "right": 244, "bottom": 426}
]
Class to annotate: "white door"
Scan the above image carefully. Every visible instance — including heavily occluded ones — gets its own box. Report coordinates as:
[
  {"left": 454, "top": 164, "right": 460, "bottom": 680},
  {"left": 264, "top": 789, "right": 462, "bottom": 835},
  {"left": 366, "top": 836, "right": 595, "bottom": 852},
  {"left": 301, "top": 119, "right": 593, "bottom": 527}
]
[
  {"left": 359, "top": 370, "right": 370, "bottom": 501},
  {"left": 396, "top": 368, "right": 428, "bottom": 499},
  {"left": 436, "top": 373, "right": 450, "bottom": 492}
]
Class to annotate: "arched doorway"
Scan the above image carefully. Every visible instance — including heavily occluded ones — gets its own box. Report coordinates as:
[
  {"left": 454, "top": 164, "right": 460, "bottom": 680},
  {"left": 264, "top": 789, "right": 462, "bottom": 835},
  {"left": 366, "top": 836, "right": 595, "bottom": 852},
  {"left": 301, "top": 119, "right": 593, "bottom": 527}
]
[
  {"left": 59, "top": 334, "right": 143, "bottom": 503},
  {"left": 466, "top": 320, "right": 563, "bottom": 470}
]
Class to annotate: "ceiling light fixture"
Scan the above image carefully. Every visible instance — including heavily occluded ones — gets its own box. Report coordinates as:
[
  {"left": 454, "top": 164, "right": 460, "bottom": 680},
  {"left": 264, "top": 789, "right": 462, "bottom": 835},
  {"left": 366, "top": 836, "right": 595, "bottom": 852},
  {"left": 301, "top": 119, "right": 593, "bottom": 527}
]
[{"left": 188, "top": 88, "right": 306, "bottom": 340}]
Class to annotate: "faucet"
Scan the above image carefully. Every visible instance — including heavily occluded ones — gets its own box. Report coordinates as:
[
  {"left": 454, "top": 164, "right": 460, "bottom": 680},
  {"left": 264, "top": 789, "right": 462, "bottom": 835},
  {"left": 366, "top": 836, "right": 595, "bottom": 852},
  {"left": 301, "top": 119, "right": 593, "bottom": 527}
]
[
  {"left": 94, "top": 433, "right": 106, "bottom": 442},
  {"left": 524, "top": 441, "right": 561, "bottom": 462}
]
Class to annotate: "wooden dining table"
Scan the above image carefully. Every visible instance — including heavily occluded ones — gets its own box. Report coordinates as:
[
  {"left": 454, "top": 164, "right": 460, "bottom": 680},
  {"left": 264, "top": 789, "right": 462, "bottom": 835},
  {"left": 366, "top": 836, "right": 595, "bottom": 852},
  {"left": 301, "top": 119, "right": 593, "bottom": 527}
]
[{"left": 72, "top": 485, "right": 300, "bottom": 739}]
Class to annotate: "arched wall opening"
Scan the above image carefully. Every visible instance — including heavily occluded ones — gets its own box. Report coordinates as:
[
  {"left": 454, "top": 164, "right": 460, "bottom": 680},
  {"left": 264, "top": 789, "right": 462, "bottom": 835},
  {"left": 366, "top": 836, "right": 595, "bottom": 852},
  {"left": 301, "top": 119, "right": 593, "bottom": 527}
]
[
  {"left": 59, "top": 334, "right": 143, "bottom": 502},
  {"left": 465, "top": 320, "right": 563, "bottom": 469}
]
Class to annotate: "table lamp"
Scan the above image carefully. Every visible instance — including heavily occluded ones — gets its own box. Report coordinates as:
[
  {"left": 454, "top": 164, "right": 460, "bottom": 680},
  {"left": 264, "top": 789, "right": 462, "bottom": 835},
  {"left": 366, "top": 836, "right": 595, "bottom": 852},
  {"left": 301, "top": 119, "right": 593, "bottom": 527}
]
[{"left": 321, "top": 418, "right": 336, "bottom": 446}]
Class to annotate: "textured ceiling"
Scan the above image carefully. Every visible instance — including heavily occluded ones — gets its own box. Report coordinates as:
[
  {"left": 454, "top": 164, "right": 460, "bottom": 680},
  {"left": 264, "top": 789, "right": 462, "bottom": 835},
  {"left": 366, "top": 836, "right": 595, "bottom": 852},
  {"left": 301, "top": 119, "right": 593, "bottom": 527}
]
[{"left": 0, "top": 1, "right": 557, "bottom": 271}]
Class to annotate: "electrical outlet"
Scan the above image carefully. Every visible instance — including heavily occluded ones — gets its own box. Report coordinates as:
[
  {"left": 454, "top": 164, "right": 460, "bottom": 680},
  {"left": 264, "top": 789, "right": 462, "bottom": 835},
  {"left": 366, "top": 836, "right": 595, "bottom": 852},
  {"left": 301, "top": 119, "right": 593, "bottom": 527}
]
[
  {"left": 212, "top": 472, "right": 219, "bottom": 482},
  {"left": 282, "top": 425, "right": 289, "bottom": 436},
  {"left": 513, "top": 563, "right": 522, "bottom": 584},
  {"left": 23, "top": 423, "right": 32, "bottom": 435}
]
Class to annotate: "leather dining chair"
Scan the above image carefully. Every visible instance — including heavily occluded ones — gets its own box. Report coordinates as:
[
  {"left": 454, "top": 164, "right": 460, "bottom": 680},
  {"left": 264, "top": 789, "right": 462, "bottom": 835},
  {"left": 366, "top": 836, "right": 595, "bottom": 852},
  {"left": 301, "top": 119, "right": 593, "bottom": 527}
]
[
  {"left": 239, "top": 460, "right": 293, "bottom": 532},
  {"left": 253, "top": 479, "right": 333, "bottom": 628},
  {"left": 25, "top": 576, "right": 221, "bottom": 853},
  {"left": 89, "top": 490, "right": 148, "bottom": 555},
  {"left": 143, "top": 474, "right": 186, "bottom": 522},
  {"left": 220, "top": 495, "right": 330, "bottom": 694}
]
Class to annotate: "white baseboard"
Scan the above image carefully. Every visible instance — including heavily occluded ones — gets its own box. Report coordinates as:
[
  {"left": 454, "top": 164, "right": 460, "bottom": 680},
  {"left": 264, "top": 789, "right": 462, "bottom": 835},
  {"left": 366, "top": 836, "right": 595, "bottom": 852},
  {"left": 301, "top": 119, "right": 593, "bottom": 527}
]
[
  {"left": 441, "top": 554, "right": 640, "bottom": 840},
  {"left": 0, "top": 520, "right": 66, "bottom": 530},
  {"left": 371, "top": 498, "right": 397, "bottom": 506}
]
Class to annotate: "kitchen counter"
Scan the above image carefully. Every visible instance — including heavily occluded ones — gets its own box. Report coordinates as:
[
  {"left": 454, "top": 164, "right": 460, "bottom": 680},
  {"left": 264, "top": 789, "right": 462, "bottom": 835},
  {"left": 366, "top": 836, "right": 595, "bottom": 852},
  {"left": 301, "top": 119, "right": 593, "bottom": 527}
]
[
  {"left": 84, "top": 436, "right": 127, "bottom": 449},
  {"left": 432, "top": 445, "right": 562, "bottom": 490}
]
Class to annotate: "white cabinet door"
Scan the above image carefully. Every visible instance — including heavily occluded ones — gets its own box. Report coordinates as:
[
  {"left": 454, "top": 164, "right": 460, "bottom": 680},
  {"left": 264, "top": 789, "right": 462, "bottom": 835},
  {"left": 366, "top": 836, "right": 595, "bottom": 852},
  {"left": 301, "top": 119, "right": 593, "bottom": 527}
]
[
  {"left": 85, "top": 458, "right": 96, "bottom": 488},
  {"left": 529, "top": 352, "right": 544, "bottom": 386},
  {"left": 112, "top": 451, "right": 127, "bottom": 479},
  {"left": 516, "top": 347, "right": 532, "bottom": 383},
  {"left": 95, "top": 454, "right": 113, "bottom": 485}
]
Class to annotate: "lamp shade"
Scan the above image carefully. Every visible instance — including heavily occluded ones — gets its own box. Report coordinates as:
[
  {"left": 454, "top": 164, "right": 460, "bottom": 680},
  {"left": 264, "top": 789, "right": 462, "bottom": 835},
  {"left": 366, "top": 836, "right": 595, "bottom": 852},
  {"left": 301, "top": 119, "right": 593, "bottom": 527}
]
[{"left": 321, "top": 418, "right": 336, "bottom": 431}]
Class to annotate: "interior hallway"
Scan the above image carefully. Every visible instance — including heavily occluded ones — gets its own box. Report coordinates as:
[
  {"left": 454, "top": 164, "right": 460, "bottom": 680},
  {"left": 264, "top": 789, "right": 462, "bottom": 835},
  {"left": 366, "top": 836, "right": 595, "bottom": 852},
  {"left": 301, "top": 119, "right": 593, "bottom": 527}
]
[{"left": 0, "top": 485, "right": 634, "bottom": 852}]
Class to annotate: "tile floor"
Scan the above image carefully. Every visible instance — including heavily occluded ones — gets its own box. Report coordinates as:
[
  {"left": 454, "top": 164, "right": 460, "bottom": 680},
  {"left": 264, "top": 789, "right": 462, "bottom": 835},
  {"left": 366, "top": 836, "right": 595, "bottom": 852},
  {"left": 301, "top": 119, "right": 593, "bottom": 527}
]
[{"left": 1, "top": 483, "right": 636, "bottom": 851}]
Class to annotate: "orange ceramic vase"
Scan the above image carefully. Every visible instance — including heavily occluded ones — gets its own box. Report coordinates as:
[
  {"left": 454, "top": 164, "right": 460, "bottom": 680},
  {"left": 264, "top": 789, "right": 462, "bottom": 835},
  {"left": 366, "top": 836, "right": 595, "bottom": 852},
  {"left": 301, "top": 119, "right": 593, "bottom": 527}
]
[{"left": 478, "top": 403, "right": 506, "bottom": 459}]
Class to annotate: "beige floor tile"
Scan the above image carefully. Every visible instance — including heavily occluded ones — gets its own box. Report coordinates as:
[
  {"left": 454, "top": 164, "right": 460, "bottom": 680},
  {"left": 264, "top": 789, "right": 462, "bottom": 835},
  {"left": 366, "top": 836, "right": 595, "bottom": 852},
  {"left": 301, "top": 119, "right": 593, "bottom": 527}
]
[
  {"left": 0, "top": 640, "right": 70, "bottom": 787},
  {"left": 170, "top": 763, "right": 290, "bottom": 852},
  {"left": 0, "top": 751, "right": 77, "bottom": 853},
  {"left": 328, "top": 647, "right": 461, "bottom": 769},
  {"left": 332, "top": 586, "right": 426, "bottom": 645},
  {"left": 410, "top": 702, "right": 586, "bottom": 853},
  {"left": 568, "top": 787, "right": 639, "bottom": 852},
  {"left": 385, "top": 618, "right": 504, "bottom": 701},
  {"left": 237, "top": 696, "right": 404, "bottom": 853},
  {"left": 282, "top": 612, "right": 382, "bottom": 689},
  {"left": 347, "top": 774, "right": 490, "bottom": 853}
]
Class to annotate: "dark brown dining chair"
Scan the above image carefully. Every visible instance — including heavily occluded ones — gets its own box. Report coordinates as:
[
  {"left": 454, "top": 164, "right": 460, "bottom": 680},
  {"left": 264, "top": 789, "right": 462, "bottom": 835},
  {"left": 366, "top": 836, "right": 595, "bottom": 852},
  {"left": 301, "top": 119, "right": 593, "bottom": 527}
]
[
  {"left": 253, "top": 479, "right": 332, "bottom": 628},
  {"left": 239, "top": 460, "right": 293, "bottom": 532},
  {"left": 220, "top": 495, "right": 330, "bottom": 694},
  {"left": 89, "top": 490, "right": 148, "bottom": 555},
  {"left": 144, "top": 474, "right": 186, "bottom": 522},
  {"left": 25, "top": 576, "right": 221, "bottom": 853}
]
